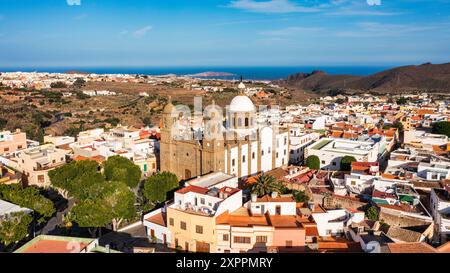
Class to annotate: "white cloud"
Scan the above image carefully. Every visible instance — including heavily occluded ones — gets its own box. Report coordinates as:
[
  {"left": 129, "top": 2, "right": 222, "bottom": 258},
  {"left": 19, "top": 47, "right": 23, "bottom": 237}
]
[
  {"left": 67, "top": 0, "right": 81, "bottom": 6},
  {"left": 261, "top": 26, "right": 323, "bottom": 36},
  {"left": 367, "top": 0, "right": 382, "bottom": 6},
  {"left": 226, "top": 0, "right": 320, "bottom": 13},
  {"left": 133, "top": 25, "right": 153, "bottom": 38}
]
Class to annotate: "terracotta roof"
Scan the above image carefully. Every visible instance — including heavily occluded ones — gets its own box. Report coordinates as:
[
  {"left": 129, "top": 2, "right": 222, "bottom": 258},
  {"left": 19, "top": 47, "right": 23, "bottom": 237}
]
[
  {"left": 176, "top": 185, "right": 209, "bottom": 195},
  {"left": 387, "top": 242, "right": 437, "bottom": 253},
  {"left": 256, "top": 195, "right": 295, "bottom": 203},
  {"left": 437, "top": 242, "right": 450, "bottom": 253},
  {"left": 73, "top": 155, "right": 105, "bottom": 164},
  {"left": 21, "top": 240, "right": 90, "bottom": 253},
  {"left": 216, "top": 211, "right": 270, "bottom": 227},
  {"left": 268, "top": 215, "right": 301, "bottom": 228},
  {"left": 145, "top": 212, "right": 167, "bottom": 227},
  {"left": 372, "top": 189, "right": 397, "bottom": 200},
  {"left": 305, "top": 225, "right": 319, "bottom": 237}
]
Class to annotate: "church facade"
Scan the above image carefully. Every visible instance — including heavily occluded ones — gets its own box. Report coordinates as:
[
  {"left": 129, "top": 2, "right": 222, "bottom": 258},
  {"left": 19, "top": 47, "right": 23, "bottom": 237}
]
[{"left": 160, "top": 83, "right": 289, "bottom": 181}]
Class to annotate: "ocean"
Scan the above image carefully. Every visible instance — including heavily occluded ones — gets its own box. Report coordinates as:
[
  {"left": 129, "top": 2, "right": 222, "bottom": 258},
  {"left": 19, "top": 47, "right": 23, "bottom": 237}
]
[{"left": 0, "top": 66, "right": 391, "bottom": 81}]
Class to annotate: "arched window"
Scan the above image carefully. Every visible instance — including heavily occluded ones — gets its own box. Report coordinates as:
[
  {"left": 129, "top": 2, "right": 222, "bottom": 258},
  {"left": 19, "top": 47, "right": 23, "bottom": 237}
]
[{"left": 238, "top": 118, "right": 242, "bottom": 127}]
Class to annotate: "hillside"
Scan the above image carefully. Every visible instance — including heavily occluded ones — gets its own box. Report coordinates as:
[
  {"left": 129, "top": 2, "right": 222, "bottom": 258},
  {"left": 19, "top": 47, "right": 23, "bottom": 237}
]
[{"left": 275, "top": 62, "right": 450, "bottom": 94}]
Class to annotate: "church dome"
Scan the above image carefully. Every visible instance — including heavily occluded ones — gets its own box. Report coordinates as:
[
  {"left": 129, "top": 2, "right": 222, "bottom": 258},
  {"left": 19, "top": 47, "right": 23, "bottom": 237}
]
[
  {"left": 238, "top": 82, "right": 246, "bottom": 90},
  {"left": 229, "top": 95, "right": 255, "bottom": 112}
]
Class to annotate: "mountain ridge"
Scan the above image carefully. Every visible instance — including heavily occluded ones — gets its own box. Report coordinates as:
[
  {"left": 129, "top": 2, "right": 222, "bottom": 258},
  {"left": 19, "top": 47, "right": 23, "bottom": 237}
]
[{"left": 274, "top": 62, "right": 450, "bottom": 94}]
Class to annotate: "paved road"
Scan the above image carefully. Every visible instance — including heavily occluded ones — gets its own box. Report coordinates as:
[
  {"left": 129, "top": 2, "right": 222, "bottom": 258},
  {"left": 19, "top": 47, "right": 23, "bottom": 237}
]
[{"left": 38, "top": 198, "right": 76, "bottom": 235}]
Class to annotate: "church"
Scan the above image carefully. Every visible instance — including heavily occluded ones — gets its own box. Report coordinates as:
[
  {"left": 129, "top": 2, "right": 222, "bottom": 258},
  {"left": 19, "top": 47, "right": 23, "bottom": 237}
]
[{"left": 159, "top": 82, "right": 289, "bottom": 181}]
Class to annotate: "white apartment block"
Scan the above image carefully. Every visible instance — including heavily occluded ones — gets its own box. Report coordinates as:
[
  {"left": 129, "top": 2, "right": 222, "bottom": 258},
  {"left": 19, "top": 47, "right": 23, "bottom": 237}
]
[
  {"left": 288, "top": 128, "right": 320, "bottom": 165},
  {"left": 430, "top": 188, "right": 450, "bottom": 244},
  {"left": 417, "top": 162, "right": 450, "bottom": 181},
  {"left": 305, "top": 138, "right": 380, "bottom": 171},
  {"left": 404, "top": 130, "right": 449, "bottom": 151}
]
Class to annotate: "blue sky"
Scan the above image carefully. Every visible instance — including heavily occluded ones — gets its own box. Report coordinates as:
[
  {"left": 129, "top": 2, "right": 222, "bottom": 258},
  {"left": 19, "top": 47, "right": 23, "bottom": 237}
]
[{"left": 0, "top": 0, "right": 449, "bottom": 67}]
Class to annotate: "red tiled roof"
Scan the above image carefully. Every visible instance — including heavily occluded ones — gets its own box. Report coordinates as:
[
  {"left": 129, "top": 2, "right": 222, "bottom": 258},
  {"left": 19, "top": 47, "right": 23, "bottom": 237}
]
[
  {"left": 176, "top": 185, "right": 209, "bottom": 195},
  {"left": 22, "top": 240, "right": 90, "bottom": 253}
]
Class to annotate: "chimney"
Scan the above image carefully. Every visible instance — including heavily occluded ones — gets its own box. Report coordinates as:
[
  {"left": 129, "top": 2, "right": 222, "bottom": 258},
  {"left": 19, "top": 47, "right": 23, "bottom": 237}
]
[
  {"left": 251, "top": 193, "right": 258, "bottom": 202},
  {"left": 271, "top": 192, "right": 278, "bottom": 199}
]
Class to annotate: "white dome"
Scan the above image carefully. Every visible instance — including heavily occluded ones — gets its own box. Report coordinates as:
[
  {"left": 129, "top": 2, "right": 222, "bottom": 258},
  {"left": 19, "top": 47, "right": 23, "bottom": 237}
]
[
  {"left": 238, "top": 82, "right": 246, "bottom": 89},
  {"left": 229, "top": 95, "right": 255, "bottom": 112}
]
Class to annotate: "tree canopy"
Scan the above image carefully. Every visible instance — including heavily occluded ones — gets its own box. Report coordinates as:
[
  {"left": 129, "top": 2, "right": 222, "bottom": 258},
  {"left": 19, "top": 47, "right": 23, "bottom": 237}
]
[
  {"left": 50, "top": 157, "right": 140, "bottom": 234},
  {"left": 305, "top": 155, "right": 321, "bottom": 170},
  {"left": 340, "top": 156, "right": 357, "bottom": 172},
  {"left": 251, "top": 174, "right": 281, "bottom": 198},
  {"left": 103, "top": 156, "right": 142, "bottom": 188},
  {"left": 0, "top": 184, "right": 55, "bottom": 222},
  {"left": 49, "top": 160, "right": 101, "bottom": 199},
  {"left": 0, "top": 212, "right": 33, "bottom": 247},
  {"left": 432, "top": 121, "right": 450, "bottom": 137},
  {"left": 366, "top": 205, "right": 380, "bottom": 221},
  {"left": 143, "top": 172, "right": 179, "bottom": 205}
]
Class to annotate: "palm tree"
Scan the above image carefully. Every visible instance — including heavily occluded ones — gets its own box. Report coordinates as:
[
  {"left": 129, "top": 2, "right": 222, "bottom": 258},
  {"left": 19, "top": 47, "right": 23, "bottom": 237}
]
[{"left": 251, "top": 174, "right": 281, "bottom": 198}]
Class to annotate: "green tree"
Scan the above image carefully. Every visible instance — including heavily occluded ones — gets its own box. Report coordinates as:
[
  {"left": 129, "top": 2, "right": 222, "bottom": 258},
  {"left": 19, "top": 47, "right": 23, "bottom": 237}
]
[
  {"left": 103, "top": 156, "right": 142, "bottom": 188},
  {"left": 293, "top": 190, "right": 310, "bottom": 203},
  {"left": 396, "top": 97, "right": 408, "bottom": 105},
  {"left": 103, "top": 182, "right": 136, "bottom": 231},
  {"left": 0, "top": 185, "right": 55, "bottom": 222},
  {"left": 251, "top": 174, "right": 281, "bottom": 198},
  {"left": 49, "top": 160, "right": 100, "bottom": 199},
  {"left": 432, "top": 121, "right": 450, "bottom": 137},
  {"left": 0, "top": 117, "right": 7, "bottom": 130},
  {"left": 143, "top": 172, "right": 179, "bottom": 205},
  {"left": 305, "top": 155, "right": 321, "bottom": 170},
  {"left": 340, "top": 156, "right": 357, "bottom": 172},
  {"left": 70, "top": 199, "right": 111, "bottom": 238},
  {"left": 0, "top": 212, "right": 33, "bottom": 247},
  {"left": 73, "top": 78, "right": 86, "bottom": 89},
  {"left": 50, "top": 82, "right": 68, "bottom": 89},
  {"left": 366, "top": 205, "right": 380, "bottom": 221}
]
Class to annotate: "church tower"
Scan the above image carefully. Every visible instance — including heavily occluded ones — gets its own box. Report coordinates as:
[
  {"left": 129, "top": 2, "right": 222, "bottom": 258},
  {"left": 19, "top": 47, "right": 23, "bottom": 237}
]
[
  {"left": 202, "top": 100, "right": 225, "bottom": 174},
  {"left": 160, "top": 96, "right": 176, "bottom": 173}
]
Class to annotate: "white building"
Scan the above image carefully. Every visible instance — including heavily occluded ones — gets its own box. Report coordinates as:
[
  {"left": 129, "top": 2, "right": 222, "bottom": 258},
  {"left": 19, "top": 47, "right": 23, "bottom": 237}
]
[
  {"left": 288, "top": 128, "right": 320, "bottom": 165},
  {"left": 430, "top": 188, "right": 450, "bottom": 244},
  {"left": 404, "top": 130, "right": 449, "bottom": 151},
  {"left": 312, "top": 206, "right": 365, "bottom": 237},
  {"left": 305, "top": 138, "right": 380, "bottom": 171},
  {"left": 417, "top": 162, "right": 450, "bottom": 181}
]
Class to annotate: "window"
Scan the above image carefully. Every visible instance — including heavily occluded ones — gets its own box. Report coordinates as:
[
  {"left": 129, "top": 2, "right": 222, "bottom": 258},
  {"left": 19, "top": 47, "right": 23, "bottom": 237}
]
[
  {"left": 242, "top": 155, "right": 246, "bottom": 163},
  {"left": 252, "top": 152, "right": 255, "bottom": 159},
  {"left": 169, "top": 218, "right": 174, "bottom": 226},
  {"left": 256, "top": 236, "right": 268, "bottom": 244},
  {"left": 332, "top": 162, "right": 336, "bottom": 166},
  {"left": 245, "top": 118, "right": 249, "bottom": 127},
  {"left": 223, "top": 234, "right": 229, "bottom": 241},
  {"left": 200, "top": 198, "right": 205, "bottom": 205},
  {"left": 4, "top": 147, "right": 9, "bottom": 152},
  {"left": 232, "top": 159, "right": 236, "bottom": 167},
  {"left": 276, "top": 152, "right": 279, "bottom": 158},
  {"left": 286, "top": 241, "right": 293, "bottom": 248},
  {"left": 180, "top": 221, "right": 187, "bottom": 230},
  {"left": 234, "top": 236, "right": 251, "bottom": 244},
  {"left": 196, "top": 225, "right": 203, "bottom": 234},
  {"left": 18, "top": 145, "right": 23, "bottom": 149},
  {"left": 322, "top": 160, "right": 326, "bottom": 164}
]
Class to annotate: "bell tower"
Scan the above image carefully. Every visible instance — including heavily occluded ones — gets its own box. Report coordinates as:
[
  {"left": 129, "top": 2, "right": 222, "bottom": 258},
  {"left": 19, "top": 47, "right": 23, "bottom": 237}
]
[{"left": 160, "top": 96, "right": 176, "bottom": 173}]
